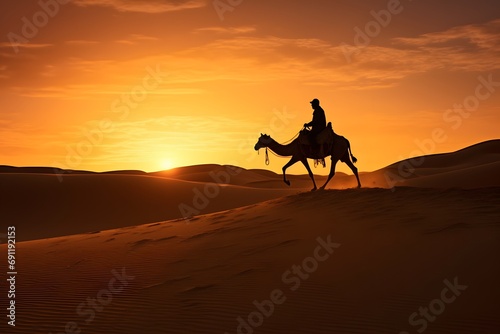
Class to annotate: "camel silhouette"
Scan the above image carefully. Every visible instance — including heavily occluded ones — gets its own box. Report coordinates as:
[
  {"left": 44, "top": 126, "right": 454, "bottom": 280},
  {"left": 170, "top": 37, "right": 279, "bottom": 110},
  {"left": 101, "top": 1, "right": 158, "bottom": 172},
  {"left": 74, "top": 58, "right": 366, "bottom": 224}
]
[{"left": 254, "top": 132, "right": 361, "bottom": 191}]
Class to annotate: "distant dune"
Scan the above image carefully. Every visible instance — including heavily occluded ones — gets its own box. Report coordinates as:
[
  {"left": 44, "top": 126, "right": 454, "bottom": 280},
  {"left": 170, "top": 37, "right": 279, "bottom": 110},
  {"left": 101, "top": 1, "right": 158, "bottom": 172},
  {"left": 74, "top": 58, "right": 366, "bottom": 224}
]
[
  {"left": 376, "top": 139, "right": 500, "bottom": 189},
  {"left": 0, "top": 140, "right": 498, "bottom": 242},
  {"left": 0, "top": 173, "right": 298, "bottom": 242},
  {"left": 4, "top": 188, "right": 499, "bottom": 334}
]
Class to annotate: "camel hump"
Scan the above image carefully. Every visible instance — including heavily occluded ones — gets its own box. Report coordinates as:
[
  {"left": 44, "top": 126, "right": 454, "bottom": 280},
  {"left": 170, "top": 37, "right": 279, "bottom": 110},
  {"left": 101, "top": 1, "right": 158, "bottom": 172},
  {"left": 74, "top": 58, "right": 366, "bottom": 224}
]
[
  {"left": 317, "top": 125, "right": 334, "bottom": 144},
  {"left": 326, "top": 122, "right": 337, "bottom": 135}
]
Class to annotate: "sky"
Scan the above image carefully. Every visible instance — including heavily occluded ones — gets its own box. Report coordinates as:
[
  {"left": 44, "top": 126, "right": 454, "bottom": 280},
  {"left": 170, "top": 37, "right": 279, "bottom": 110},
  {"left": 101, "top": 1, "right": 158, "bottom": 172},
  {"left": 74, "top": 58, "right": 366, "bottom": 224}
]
[{"left": 0, "top": 0, "right": 499, "bottom": 175}]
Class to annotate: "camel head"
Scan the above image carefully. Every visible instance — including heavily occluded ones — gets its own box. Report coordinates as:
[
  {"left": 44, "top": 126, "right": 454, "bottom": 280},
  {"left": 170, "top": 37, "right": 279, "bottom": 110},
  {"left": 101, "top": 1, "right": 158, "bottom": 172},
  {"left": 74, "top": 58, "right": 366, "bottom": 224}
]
[{"left": 254, "top": 133, "right": 272, "bottom": 151}]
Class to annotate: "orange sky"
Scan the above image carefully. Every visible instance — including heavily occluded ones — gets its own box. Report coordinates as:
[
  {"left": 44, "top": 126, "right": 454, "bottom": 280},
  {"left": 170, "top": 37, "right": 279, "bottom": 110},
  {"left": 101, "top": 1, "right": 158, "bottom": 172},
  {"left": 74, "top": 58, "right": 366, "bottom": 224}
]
[{"left": 1, "top": 0, "right": 499, "bottom": 175}]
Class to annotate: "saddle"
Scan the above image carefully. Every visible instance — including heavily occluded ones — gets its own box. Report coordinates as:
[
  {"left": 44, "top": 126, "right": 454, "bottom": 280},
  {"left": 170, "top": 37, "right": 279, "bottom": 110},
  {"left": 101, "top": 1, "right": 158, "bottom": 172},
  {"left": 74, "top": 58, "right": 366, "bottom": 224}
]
[
  {"left": 299, "top": 123, "right": 335, "bottom": 145},
  {"left": 299, "top": 122, "right": 336, "bottom": 162}
]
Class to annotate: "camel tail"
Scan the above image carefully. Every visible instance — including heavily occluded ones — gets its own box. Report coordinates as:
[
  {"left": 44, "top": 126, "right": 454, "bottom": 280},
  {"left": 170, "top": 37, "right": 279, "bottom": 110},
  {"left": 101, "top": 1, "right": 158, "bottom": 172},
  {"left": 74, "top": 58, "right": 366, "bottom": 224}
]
[{"left": 346, "top": 139, "right": 358, "bottom": 164}]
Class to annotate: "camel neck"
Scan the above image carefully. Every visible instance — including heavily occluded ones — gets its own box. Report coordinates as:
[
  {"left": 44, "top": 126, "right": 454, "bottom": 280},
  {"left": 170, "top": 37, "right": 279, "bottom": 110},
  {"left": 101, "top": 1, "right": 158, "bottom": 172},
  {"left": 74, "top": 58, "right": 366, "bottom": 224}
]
[{"left": 267, "top": 138, "right": 294, "bottom": 157}]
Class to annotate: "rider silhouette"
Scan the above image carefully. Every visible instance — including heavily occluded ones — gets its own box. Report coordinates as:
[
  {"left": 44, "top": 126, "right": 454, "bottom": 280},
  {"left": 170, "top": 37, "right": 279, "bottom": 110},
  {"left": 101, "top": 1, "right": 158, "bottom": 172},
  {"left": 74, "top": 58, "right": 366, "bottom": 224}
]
[{"left": 304, "top": 98, "right": 327, "bottom": 155}]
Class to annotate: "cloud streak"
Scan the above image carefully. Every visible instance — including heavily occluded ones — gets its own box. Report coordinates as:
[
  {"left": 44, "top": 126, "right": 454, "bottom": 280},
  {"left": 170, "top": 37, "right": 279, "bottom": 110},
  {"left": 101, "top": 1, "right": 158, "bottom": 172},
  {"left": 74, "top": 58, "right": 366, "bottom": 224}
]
[
  {"left": 12, "top": 85, "right": 203, "bottom": 99},
  {"left": 394, "top": 19, "right": 500, "bottom": 50},
  {"left": 72, "top": 0, "right": 207, "bottom": 13},
  {"left": 194, "top": 26, "right": 257, "bottom": 34},
  {"left": 0, "top": 43, "right": 53, "bottom": 49},
  {"left": 3, "top": 19, "right": 500, "bottom": 96}
]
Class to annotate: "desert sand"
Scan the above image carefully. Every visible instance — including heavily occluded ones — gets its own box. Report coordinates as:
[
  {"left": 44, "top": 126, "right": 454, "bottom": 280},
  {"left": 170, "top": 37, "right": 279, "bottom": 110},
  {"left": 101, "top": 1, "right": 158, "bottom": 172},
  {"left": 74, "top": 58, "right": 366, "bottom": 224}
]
[{"left": 0, "top": 140, "right": 499, "bottom": 334}]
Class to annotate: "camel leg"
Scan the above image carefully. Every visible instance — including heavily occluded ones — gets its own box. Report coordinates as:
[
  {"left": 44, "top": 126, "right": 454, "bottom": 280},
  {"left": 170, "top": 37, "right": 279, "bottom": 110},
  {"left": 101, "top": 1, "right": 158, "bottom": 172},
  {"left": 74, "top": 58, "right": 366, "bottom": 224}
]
[
  {"left": 320, "top": 157, "right": 338, "bottom": 190},
  {"left": 282, "top": 156, "right": 299, "bottom": 186},
  {"left": 344, "top": 159, "right": 361, "bottom": 188},
  {"left": 301, "top": 158, "right": 317, "bottom": 191}
]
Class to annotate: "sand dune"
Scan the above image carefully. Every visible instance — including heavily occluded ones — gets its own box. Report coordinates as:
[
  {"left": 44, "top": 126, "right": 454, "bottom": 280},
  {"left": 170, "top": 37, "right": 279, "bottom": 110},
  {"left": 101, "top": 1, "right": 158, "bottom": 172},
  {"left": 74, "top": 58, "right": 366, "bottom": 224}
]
[
  {"left": 2, "top": 141, "right": 498, "bottom": 189},
  {"left": 0, "top": 140, "right": 499, "bottom": 333},
  {"left": 0, "top": 173, "right": 300, "bottom": 242},
  {"left": 376, "top": 139, "right": 500, "bottom": 189},
  {"left": 402, "top": 161, "right": 500, "bottom": 188},
  {"left": 146, "top": 140, "right": 500, "bottom": 190},
  {"left": 1, "top": 140, "right": 499, "bottom": 243},
  {"left": 4, "top": 187, "right": 499, "bottom": 334}
]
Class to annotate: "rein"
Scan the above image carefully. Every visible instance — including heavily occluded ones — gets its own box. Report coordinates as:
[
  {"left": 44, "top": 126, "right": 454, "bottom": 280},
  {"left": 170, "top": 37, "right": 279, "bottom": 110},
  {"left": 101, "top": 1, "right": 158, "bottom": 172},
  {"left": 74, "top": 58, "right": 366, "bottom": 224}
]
[{"left": 259, "top": 130, "right": 301, "bottom": 166}]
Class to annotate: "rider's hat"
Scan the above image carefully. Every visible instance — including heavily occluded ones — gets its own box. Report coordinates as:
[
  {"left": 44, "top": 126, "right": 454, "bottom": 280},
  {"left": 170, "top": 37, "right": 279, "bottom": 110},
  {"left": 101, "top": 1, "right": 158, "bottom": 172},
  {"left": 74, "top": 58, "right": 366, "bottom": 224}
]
[{"left": 310, "top": 98, "right": 320, "bottom": 105}]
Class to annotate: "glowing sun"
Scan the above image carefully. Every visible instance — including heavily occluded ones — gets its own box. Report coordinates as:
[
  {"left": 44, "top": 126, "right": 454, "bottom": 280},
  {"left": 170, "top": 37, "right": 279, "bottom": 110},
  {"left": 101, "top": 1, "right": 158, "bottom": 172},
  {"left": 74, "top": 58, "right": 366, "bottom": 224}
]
[{"left": 160, "top": 159, "right": 174, "bottom": 170}]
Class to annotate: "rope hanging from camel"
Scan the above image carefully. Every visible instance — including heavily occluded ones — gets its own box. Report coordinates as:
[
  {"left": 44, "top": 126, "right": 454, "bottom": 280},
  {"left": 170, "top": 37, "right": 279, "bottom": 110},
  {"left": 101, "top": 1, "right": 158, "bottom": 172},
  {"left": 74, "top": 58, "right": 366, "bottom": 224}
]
[
  {"left": 259, "top": 130, "right": 301, "bottom": 165},
  {"left": 257, "top": 148, "right": 270, "bottom": 166}
]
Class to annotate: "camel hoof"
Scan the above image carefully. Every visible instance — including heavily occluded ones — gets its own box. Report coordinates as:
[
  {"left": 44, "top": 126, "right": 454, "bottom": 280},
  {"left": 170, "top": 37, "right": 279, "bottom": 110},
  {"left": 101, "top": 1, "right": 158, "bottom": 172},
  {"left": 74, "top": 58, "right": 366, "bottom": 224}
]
[
  {"left": 311, "top": 187, "right": 317, "bottom": 192},
  {"left": 319, "top": 186, "right": 326, "bottom": 191},
  {"left": 284, "top": 180, "right": 291, "bottom": 186}
]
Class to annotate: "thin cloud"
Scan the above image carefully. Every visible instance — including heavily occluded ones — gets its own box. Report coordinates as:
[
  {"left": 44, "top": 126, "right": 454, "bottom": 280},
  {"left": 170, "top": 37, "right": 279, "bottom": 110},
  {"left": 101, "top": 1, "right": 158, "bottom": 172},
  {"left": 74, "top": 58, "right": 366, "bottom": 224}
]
[
  {"left": 394, "top": 19, "right": 500, "bottom": 50},
  {"left": 72, "top": 0, "right": 207, "bottom": 13},
  {"left": 115, "top": 34, "right": 160, "bottom": 45},
  {"left": 115, "top": 40, "right": 135, "bottom": 45},
  {"left": 65, "top": 40, "right": 100, "bottom": 45},
  {"left": 4, "top": 19, "right": 500, "bottom": 95},
  {"left": 131, "top": 34, "right": 159, "bottom": 41},
  {"left": 171, "top": 19, "right": 500, "bottom": 89},
  {"left": 0, "top": 43, "right": 53, "bottom": 49},
  {"left": 195, "top": 26, "right": 257, "bottom": 34},
  {"left": 12, "top": 85, "right": 204, "bottom": 99}
]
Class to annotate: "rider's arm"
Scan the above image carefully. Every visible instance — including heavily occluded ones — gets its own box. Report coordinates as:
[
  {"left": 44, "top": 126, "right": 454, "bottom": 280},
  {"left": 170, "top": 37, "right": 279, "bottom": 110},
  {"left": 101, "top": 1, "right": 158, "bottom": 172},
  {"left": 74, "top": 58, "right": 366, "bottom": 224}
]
[{"left": 305, "top": 112, "right": 318, "bottom": 127}]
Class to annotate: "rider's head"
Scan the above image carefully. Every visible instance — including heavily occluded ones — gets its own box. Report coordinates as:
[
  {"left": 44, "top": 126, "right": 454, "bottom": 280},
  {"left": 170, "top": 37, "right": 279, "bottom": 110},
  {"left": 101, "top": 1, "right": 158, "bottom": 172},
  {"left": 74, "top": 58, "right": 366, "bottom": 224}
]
[{"left": 310, "top": 98, "right": 320, "bottom": 108}]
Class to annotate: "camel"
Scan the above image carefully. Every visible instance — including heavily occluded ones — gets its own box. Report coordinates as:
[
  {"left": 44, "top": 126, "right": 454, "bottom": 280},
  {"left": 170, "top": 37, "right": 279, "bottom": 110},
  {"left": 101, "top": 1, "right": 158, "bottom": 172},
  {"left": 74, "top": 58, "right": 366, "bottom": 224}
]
[{"left": 254, "top": 131, "right": 361, "bottom": 191}]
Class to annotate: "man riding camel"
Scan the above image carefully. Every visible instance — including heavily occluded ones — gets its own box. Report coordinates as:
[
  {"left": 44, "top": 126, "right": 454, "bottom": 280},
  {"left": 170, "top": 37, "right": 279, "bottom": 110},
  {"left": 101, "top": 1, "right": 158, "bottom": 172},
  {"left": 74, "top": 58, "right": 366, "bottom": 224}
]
[{"left": 304, "top": 98, "right": 327, "bottom": 156}]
